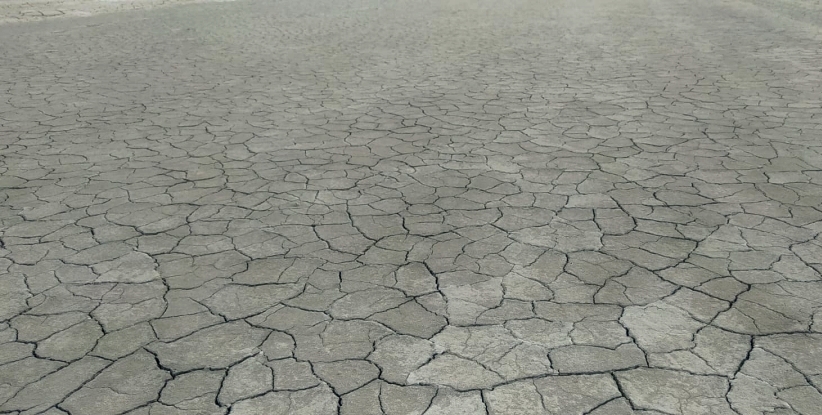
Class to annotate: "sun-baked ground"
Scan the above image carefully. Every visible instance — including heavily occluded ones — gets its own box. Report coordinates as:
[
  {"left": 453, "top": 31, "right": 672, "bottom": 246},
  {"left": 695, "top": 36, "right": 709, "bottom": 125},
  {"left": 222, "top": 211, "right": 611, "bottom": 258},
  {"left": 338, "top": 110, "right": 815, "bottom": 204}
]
[{"left": 1, "top": 0, "right": 822, "bottom": 414}]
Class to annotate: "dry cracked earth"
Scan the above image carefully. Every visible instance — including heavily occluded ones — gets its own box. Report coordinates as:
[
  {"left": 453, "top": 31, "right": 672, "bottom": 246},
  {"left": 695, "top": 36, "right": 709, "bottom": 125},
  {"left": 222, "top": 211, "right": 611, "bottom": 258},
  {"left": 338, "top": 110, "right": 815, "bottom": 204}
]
[{"left": 2, "top": 0, "right": 822, "bottom": 414}]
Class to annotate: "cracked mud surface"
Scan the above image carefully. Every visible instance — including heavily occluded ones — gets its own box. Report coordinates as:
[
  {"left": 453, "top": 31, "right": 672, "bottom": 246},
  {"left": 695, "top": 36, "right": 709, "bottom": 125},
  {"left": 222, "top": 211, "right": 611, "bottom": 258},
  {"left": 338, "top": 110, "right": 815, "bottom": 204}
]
[{"left": 2, "top": 0, "right": 822, "bottom": 413}]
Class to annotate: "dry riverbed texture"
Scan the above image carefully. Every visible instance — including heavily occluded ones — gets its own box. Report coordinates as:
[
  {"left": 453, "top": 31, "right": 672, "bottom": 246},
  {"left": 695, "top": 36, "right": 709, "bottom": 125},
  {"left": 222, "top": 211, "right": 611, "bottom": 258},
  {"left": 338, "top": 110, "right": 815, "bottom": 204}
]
[{"left": 1, "top": 0, "right": 822, "bottom": 414}]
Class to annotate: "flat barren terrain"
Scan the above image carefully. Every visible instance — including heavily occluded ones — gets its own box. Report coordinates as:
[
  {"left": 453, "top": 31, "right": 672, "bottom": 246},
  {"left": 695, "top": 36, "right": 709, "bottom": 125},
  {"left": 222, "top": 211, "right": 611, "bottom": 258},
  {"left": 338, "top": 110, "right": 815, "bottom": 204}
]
[{"left": 1, "top": 0, "right": 822, "bottom": 413}]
